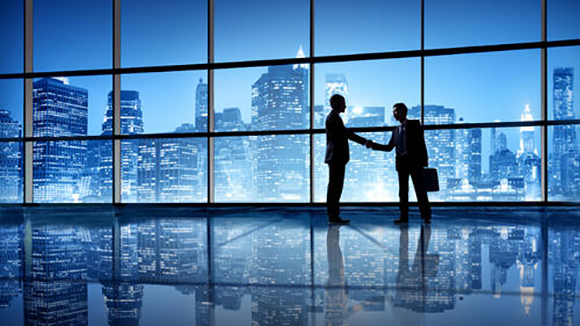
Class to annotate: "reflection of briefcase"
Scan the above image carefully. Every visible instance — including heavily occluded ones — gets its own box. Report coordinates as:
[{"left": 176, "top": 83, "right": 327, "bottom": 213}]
[{"left": 422, "top": 168, "right": 439, "bottom": 192}]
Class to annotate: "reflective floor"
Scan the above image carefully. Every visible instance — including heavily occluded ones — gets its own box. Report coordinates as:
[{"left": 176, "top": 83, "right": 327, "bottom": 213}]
[{"left": 0, "top": 206, "right": 579, "bottom": 325}]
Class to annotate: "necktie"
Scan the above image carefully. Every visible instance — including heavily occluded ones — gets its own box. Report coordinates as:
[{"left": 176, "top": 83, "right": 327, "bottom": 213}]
[{"left": 398, "top": 124, "right": 406, "bottom": 155}]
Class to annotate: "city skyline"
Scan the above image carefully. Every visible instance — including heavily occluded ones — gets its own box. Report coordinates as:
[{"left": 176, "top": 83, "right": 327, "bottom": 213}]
[{"left": 0, "top": 60, "right": 577, "bottom": 202}]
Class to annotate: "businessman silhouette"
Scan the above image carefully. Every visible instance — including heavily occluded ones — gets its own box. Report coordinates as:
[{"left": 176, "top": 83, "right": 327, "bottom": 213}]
[
  {"left": 368, "top": 103, "right": 431, "bottom": 224},
  {"left": 325, "top": 94, "right": 371, "bottom": 224}
]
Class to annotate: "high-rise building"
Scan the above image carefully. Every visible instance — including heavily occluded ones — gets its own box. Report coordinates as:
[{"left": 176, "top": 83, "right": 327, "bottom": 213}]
[
  {"left": 33, "top": 78, "right": 88, "bottom": 202},
  {"left": 0, "top": 110, "right": 22, "bottom": 202},
  {"left": 214, "top": 108, "right": 253, "bottom": 200},
  {"left": 551, "top": 68, "right": 577, "bottom": 196},
  {"left": 517, "top": 105, "right": 541, "bottom": 200},
  {"left": 137, "top": 123, "right": 203, "bottom": 202},
  {"left": 342, "top": 106, "right": 392, "bottom": 201},
  {"left": 195, "top": 78, "right": 208, "bottom": 132},
  {"left": 455, "top": 120, "right": 482, "bottom": 189},
  {"left": 100, "top": 90, "right": 144, "bottom": 201},
  {"left": 251, "top": 64, "right": 309, "bottom": 201},
  {"left": 324, "top": 74, "right": 349, "bottom": 123},
  {"left": 410, "top": 105, "right": 455, "bottom": 193}
]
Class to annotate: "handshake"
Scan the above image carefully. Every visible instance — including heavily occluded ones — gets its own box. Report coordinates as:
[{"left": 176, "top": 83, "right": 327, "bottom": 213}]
[{"left": 364, "top": 140, "right": 375, "bottom": 149}]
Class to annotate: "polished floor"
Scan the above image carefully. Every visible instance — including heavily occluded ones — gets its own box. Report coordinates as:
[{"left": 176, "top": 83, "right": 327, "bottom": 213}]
[{"left": 0, "top": 206, "right": 579, "bottom": 325}]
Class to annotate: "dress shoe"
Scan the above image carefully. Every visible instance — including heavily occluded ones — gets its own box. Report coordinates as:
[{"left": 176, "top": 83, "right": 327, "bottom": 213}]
[{"left": 328, "top": 216, "right": 350, "bottom": 224}]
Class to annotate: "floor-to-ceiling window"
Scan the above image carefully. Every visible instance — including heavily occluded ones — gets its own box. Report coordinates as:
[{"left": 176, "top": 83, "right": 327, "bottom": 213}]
[{"left": 0, "top": 0, "right": 578, "bottom": 203}]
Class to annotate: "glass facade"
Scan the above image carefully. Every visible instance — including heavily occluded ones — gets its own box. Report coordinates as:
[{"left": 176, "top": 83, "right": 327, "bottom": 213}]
[{"left": 0, "top": 0, "right": 579, "bottom": 203}]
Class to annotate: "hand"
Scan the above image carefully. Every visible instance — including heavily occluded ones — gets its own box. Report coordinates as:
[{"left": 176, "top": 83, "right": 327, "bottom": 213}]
[{"left": 365, "top": 140, "right": 374, "bottom": 149}]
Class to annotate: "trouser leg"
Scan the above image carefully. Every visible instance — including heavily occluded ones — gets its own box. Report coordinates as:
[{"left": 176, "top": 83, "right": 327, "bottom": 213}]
[
  {"left": 398, "top": 169, "right": 410, "bottom": 218},
  {"left": 327, "top": 163, "right": 346, "bottom": 217},
  {"left": 410, "top": 168, "right": 431, "bottom": 219}
]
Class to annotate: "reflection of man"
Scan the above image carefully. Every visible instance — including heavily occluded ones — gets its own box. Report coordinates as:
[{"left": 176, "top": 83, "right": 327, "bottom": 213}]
[
  {"left": 325, "top": 94, "right": 371, "bottom": 224},
  {"left": 368, "top": 103, "right": 431, "bottom": 224},
  {"left": 326, "top": 224, "right": 347, "bottom": 325},
  {"left": 395, "top": 224, "right": 437, "bottom": 313}
]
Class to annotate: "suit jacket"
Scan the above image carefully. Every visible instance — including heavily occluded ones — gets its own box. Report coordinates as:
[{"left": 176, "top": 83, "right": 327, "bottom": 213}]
[
  {"left": 325, "top": 110, "right": 367, "bottom": 165},
  {"left": 372, "top": 119, "right": 428, "bottom": 170}
]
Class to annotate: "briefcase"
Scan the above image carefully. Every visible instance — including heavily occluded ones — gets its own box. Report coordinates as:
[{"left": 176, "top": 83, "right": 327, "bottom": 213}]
[{"left": 422, "top": 168, "right": 439, "bottom": 192}]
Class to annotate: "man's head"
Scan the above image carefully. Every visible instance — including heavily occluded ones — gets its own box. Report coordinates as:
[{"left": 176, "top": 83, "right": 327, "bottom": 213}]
[
  {"left": 392, "top": 103, "right": 408, "bottom": 122},
  {"left": 330, "top": 94, "right": 346, "bottom": 113}
]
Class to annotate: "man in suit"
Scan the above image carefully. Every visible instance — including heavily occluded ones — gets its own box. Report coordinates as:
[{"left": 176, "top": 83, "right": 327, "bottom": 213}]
[
  {"left": 368, "top": 103, "right": 431, "bottom": 224},
  {"left": 325, "top": 94, "right": 371, "bottom": 224}
]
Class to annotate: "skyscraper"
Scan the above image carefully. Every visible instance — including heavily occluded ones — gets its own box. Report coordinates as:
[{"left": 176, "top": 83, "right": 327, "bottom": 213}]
[
  {"left": 517, "top": 105, "right": 541, "bottom": 200},
  {"left": 137, "top": 123, "right": 203, "bottom": 202},
  {"left": 0, "top": 110, "right": 21, "bottom": 202},
  {"left": 324, "top": 74, "right": 348, "bottom": 123},
  {"left": 410, "top": 105, "right": 455, "bottom": 193},
  {"left": 342, "top": 106, "right": 391, "bottom": 201},
  {"left": 33, "top": 78, "right": 88, "bottom": 202},
  {"left": 551, "top": 68, "right": 577, "bottom": 196},
  {"left": 100, "top": 90, "right": 144, "bottom": 201},
  {"left": 195, "top": 78, "right": 208, "bottom": 132},
  {"left": 214, "top": 107, "right": 253, "bottom": 200},
  {"left": 251, "top": 64, "right": 309, "bottom": 201}
]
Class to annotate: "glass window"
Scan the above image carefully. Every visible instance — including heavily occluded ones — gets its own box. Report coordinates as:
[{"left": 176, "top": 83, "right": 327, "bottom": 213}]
[
  {"left": 426, "top": 127, "right": 541, "bottom": 202},
  {"left": 314, "top": 132, "right": 399, "bottom": 203},
  {"left": 121, "top": 138, "right": 208, "bottom": 203},
  {"left": 121, "top": 71, "right": 207, "bottom": 135},
  {"left": 215, "top": 65, "right": 310, "bottom": 132},
  {"left": 34, "top": 0, "right": 112, "bottom": 71},
  {"left": 215, "top": 0, "right": 309, "bottom": 62},
  {"left": 549, "top": 125, "right": 580, "bottom": 201},
  {"left": 425, "top": 50, "right": 541, "bottom": 124},
  {"left": 33, "top": 140, "right": 112, "bottom": 203},
  {"left": 315, "top": 0, "right": 420, "bottom": 56},
  {"left": 0, "top": 0, "right": 22, "bottom": 73},
  {"left": 425, "top": 0, "right": 540, "bottom": 49},
  {"left": 32, "top": 76, "right": 111, "bottom": 137},
  {"left": 121, "top": 0, "right": 207, "bottom": 67},
  {"left": 548, "top": 47, "right": 580, "bottom": 121},
  {"left": 214, "top": 135, "right": 309, "bottom": 202},
  {"left": 0, "top": 141, "right": 22, "bottom": 203},
  {"left": 315, "top": 59, "right": 420, "bottom": 129},
  {"left": 0, "top": 79, "right": 23, "bottom": 139},
  {"left": 548, "top": 0, "right": 580, "bottom": 41}
]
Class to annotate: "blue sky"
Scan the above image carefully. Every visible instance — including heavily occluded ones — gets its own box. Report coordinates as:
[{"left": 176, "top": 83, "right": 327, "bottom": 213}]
[{"left": 0, "top": 0, "right": 579, "bottom": 159}]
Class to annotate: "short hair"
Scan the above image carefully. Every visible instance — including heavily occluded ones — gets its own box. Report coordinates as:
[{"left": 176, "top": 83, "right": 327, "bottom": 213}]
[
  {"left": 393, "top": 102, "right": 408, "bottom": 112},
  {"left": 330, "top": 94, "right": 345, "bottom": 110}
]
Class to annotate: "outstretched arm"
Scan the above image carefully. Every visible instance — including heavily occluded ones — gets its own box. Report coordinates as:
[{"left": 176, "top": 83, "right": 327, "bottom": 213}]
[
  {"left": 347, "top": 130, "right": 367, "bottom": 146},
  {"left": 372, "top": 130, "right": 396, "bottom": 152}
]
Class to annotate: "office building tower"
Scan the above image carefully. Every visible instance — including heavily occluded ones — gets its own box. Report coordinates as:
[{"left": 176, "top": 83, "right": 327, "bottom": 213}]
[
  {"left": 137, "top": 123, "right": 203, "bottom": 202},
  {"left": 33, "top": 78, "right": 88, "bottom": 202},
  {"left": 215, "top": 108, "right": 253, "bottom": 200},
  {"left": 195, "top": 78, "right": 208, "bottom": 132},
  {"left": 251, "top": 64, "right": 309, "bottom": 201},
  {"left": 410, "top": 105, "right": 455, "bottom": 193},
  {"left": 100, "top": 90, "right": 144, "bottom": 201},
  {"left": 343, "top": 106, "right": 391, "bottom": 201},
  {"left": 551, "top": 68, "right": 577, "bottom": 196},
  {"left": 517, "top": 105, "right": 541, "bottom": 200},
  {"left": 0, "top": 110, "right": 21, "bottom": 202}
]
